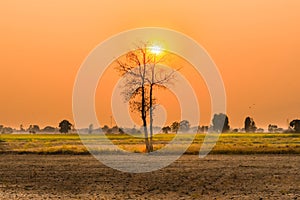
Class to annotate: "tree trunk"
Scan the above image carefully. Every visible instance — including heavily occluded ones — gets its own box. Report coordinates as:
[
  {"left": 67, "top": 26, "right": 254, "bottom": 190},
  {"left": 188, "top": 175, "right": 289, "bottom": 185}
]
[
  {"left": 149, "top": 84, "right": 154, "bottom": 152},
  {"left": 149, "top": 57, "right": 155, "bottom": 152},
  {"left": 141, "top": 82, "right": 150, "bottom": 153}
]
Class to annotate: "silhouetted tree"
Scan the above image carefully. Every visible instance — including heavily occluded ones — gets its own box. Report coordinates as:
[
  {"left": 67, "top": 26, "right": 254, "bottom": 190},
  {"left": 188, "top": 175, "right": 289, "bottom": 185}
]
[
  {"left": 197, "top": 126, "right": 209, "bottom": 133},
  {"left": 102, "top": 125, "right": 109, "bottom": 133},
  {"left": 171, "top": 121, "right": 180, "bottom": 134},
  {"left": 59, "top": 120, "right": 72, "bottom": 134},
  {"left": 290, "top": 119, "right": 300, "bottom": 133},
  {"left": 162, "top": 126, "right": 171, "bottom": 134},
  {"left": 1, "top": 126, "right": 13, "bottom": 134},
  {"left": 232, "top": 128, "right": 239, "bottom": 133},
  {"left": 244, "top": 116, "right": 257, "bottom": 133},
  {"left": 111, "top": 126, "right": 119, "bottom": 134},
  {"left": 28, "top": 125, "right": 40, "bottom": 134},
  {"left": 245, "top": 117, "right": 251, "bottom": 132},
  {"left": 268, "top": 124, "right": 278, "bottom": 133},
  {"left": 19, "top": 124, "right": 25, "bottom": 132},
  {"left": 88, "top": 124, "right": 93, "bottom": 134},
  {"left": 109, "top": 126, "right": 124, "bottom": 134},
  {"left": 179, "top": 120, "right": 190, "bottom": 132},
  {"left": 212, "top": 113, "right": 230, "bottom": 133},
  {"left": 115, "top": 42, "right": 176, "bottom": 152},
  {"left": 119, "top": 128, "right": 124, "bottom": 134}
]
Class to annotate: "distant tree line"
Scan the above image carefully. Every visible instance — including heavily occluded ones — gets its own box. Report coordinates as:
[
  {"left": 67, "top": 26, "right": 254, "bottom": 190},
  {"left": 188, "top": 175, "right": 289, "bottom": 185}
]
[
  {"left": 1, "top": 116, "right": 300, "bottom": 134},
  {"left": 161, "top": 114, "right": 300, "bottom": 134}
]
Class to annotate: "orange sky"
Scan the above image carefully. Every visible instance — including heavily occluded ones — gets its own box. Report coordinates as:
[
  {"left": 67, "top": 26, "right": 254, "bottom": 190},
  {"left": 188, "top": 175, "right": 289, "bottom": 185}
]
[{"left": 1, "top": 1, "right": 300, "bottom": 129}]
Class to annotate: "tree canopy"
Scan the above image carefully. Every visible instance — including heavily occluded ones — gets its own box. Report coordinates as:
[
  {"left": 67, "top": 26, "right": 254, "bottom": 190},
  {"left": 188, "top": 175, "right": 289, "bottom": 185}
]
[
  {"left": 212, "top": 113, "right": 230, "bottom": 133},
  {"left": 244, "top": 117, "right": 257, "bottom": 133},
  {"left": 58, "top": 120, "right": 72, "bottom": 134},
  {"left": 290, "top": 119, "right": 300, "bottom": 133}
]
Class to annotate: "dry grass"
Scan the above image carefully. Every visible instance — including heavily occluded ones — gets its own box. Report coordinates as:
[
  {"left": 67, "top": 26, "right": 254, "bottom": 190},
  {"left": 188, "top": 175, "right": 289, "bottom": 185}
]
[{"left": 0, "top": 133, "right": 300, "bottom": 154}]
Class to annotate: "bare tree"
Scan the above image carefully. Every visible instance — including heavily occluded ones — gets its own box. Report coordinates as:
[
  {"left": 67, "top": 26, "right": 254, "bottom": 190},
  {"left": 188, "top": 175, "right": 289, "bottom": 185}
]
[{"left": 115, "top": 42, "right": 177, "bottom": 152}]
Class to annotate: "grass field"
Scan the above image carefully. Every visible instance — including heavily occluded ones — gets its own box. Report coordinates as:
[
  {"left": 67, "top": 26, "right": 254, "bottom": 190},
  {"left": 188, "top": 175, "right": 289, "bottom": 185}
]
[{"left": 0, "top": 133, "right": 300, "bottom": 154}]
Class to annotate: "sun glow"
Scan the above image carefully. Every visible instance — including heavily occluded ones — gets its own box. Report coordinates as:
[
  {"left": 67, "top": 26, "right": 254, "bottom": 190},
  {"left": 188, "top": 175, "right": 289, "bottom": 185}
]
[{"left": 150, "top": 45, "right": 162, "bottom": 55}]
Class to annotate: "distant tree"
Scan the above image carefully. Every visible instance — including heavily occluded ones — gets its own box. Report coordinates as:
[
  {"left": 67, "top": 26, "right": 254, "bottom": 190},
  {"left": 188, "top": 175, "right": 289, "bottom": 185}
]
[
  {"left": 232, "top": 128, "right": 239, "bottom": 133},
  {"left": 28, "top": 125, "right": 40, "bottom": 134},
  {"left": 170, "top": 121, "right": 180, "bottom": 134},
  {"left": 111, "top": 126, "right": 118, "bottom": 134},
  {"left": 59, "top": 120, "right": 72, "bottom": 134},
  {"left": 179, "top": 120, "right": 190, "bottom": 132},
  {"left": 290, "top": 119, "right": 300, "bottom": 133},
  {"left": 108, "top": 126, "right": 124, "bottom": 134},
  {"left": 197, "top": 126, "right": 209, "bottom": 133},
  {"left": 101, "top": 125, "right": 109, "bottom": 133},
  {"left": 162, "top": 126, "right": 171, "bottom": 134},
  {"left": 212, "top": 113, "right": 230, "bottom": 133},
  {"left": 42, "top": 126, "right": 56, "bottom": 133},
  {"left": 88, "top": 124, "right": 93, "bottom": 134},
  {"left": 268, "top": 124, "right": 278, "bottom": 133},
  {"left": 0, "top": 125, "right": 3, "bottom": 133},
  {"left": 244, "top": 117, "right": 257, "bottom": 133},
  {"left": 19, "top": 124, "right": 25, "bottom": 132},
  {"left": 1, "top": 127, "right": 13, "bottom": 134},
  {"left": 244, "top": 117, "right": 251, "bottom": 132},
  {"left": 119, "top": 128, "right": 125, "bottom": 134}
]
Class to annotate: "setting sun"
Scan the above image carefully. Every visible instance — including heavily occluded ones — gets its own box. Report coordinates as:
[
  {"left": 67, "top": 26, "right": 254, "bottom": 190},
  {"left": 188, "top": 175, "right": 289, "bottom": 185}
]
[{"left": 150, "top": 45, "right": 162, "bottom": 55}]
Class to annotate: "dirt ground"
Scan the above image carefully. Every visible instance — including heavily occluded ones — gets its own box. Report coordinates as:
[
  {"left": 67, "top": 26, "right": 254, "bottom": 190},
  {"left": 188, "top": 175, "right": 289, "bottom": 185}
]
[{"left": 0, "top": 154, "right": 299, "bottom": 199}]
